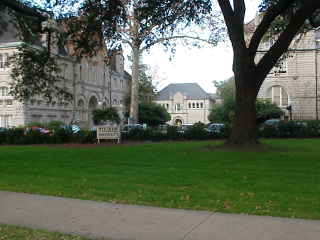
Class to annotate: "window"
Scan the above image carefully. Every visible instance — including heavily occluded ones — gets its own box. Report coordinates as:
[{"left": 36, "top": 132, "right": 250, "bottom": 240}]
[
  {"left": 175, "top": 103, "right": 182, "bottom": 111},
  {"left": 120, "top": 79, "right": 124, "bottom": 88},
  {"left": 0, "top": 53, "right": 9, "bottom": 69},
  {"left": 192, "top": 103, "right": 195, "bottom": 108},
  {"left": 316, "top": 30, "right": 320, "bottom": 49},
  {"left": 0, "top": 115, "right": 13, "bottom": 128},
  {"left": 188, "top": 103, "right": 191, "bottom": 108},
  {"left": 5, "top": 100, "right": 13, "bottom": 105},
  {"left": 266, "top": 86, "right": 289, "bottom": 107},
  {"left": 200, "top": 102, "right": 204, "bottom": 108},
  {"left": 0, "top": 87, "right": 9, "bottom": 96},
  {"left": 196, "top": 103, "right": 199, "bottom": 108},
  {"left": 166, "top": 104, "right": 169, "bottom": 109}
]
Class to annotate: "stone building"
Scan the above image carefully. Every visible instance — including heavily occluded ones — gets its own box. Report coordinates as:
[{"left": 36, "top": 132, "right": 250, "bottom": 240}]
[
  {"left": 155, "top": 83, "right": 217, "bottom": 125},
  {"left": 0, "top": 12, "right": 131, "bottom": 128},
  {"left": 246, "top": 17, "right": 320, "bottom": 120}
]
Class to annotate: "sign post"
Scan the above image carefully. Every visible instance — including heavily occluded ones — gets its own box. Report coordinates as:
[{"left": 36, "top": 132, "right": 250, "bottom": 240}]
[{"left": 96, "top": 125, "right": 121, "bottom": 144}]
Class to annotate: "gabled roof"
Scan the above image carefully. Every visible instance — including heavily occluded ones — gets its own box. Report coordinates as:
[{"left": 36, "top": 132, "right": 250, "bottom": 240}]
[{"left": 156, "top": 83, "right": 215, "bottom": 101}]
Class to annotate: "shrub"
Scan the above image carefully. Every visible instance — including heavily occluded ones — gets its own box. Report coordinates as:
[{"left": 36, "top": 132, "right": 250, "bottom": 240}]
[
  {"left": 47, "top": 120, "right": 64, "bottom": 130},
  {"left": 166, "top": 126, "right": 182, "bottom": 140},
  {"left": 184, "top": 122, "right": 209, "bottom": 140},
  {"left": 92, "top": 108, "right": 120, "bottom": 125}
]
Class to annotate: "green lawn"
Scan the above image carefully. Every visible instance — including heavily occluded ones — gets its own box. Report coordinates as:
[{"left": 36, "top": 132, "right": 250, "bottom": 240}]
[
  {"left": 0, "top": 224, "right": 97, "bottom": 240},
  {"left": 0, "top": 139, "right": 319, "bottom": 219}
]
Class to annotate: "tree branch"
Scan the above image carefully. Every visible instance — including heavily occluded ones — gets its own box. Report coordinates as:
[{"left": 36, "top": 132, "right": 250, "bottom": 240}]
[
  {"left": 234, "top": 0, "right": 246, "bottom": 23},
  {"left": 256, "top": 5, "right": 316, "bottom": 87},
  {"left": 217, "top": 0, "right": 246, "bottom": 53},
  {"left": 139, "top": 35, "right": 215, "bottom": 53},
  {"left": 248, "top": 0, "right": 294, "bottom": 56}
]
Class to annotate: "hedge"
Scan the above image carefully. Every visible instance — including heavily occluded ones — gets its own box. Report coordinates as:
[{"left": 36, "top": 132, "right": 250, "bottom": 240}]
[{"left": 1, "top": 120, "right": 320, "bottom": 145}]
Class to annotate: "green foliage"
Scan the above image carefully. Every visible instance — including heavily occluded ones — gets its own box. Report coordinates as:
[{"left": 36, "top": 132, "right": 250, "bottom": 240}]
[
  {"left": 139, "top": 63, "right": 155, "bottom": 104},
  {"left": 213, "top": 77, "right": 235, "bottom": 103},
  {"left": 256, "top": 100, "right": 283, "bottom": 123},
  {"left": 10, "top": 45, "right": 73, "bottom": 103},
  {"left": 47, "top": 120, "right": 64, "bottom": 130},
  {"left": 138, "top": 103, "right": 171, "bottom": 127},
  {"left": 92, "top": 108, "right": 120, "bottom": 125},
  {"left": 184, "top": 122, "right": 208, "bottom": 140},
  {"left": 210, "top": 78, "right": 283, "bottom": 124},
  {"left": 208, "top": 98, "right": 235, "bottom": 123}
]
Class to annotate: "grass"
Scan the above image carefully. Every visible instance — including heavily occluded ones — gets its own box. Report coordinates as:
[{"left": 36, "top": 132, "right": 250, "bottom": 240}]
[
  {"left": 0, "top": 139, "right": 319, "bottom": 219},
  {"left": 0, "top": 224, "right": 99, "bottom": 240}
]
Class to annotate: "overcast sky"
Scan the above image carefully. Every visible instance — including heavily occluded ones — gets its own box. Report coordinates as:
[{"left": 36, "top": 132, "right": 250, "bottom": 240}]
[{"left": 136, "top": 0, "right": 261, "bottom": 94}]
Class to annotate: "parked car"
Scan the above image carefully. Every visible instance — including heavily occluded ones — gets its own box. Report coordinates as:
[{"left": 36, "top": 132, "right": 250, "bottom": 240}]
[
  {"left": 264, "top": 119, "right": 281, "bottom": 126},
  {"left": 206, "top": 123, "right": 225, "bottom": 134},
  {"left": 0, "top": 127, "right": 8, "bottom": 132}
]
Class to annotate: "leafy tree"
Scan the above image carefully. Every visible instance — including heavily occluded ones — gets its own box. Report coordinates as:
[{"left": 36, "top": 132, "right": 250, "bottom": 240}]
[
  {"left": 209, "top": 98, "right": 283, "bottom": 124},
  {"left": 256, "top": 100, "right": 283, "bottom": 124},
  {"left": 216, "top": 0, "right": 320, "bottom": 145},
  {"left": 138, "top": 103, "right": 171, "bottom": 127},
  {"left": 138, "top": 63, "right": 156, "bottom": 104},
  {"left": 92, "top": 108, "right": 120, "bottom": 125},
  {"left": 1, "top": 0, "right": 127, "bottom": 102},
  {"left": 209, "top": 77, "right": 283, "bottom": 124},
  {"left": 67, "top": 0, "right": 213, "bottom": 123}
]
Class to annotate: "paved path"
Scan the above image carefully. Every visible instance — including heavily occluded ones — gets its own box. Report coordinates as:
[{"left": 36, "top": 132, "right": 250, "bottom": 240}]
[{"left": 0, "top": 191, "right": 319, "bottom": 240}]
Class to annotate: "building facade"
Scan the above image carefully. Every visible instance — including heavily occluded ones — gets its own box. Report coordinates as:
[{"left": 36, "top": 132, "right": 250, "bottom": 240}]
[
  {"left": 0, "top": 16, "right": 131, "bottom": 128},
  {"left": 246, "top": 17, "right": 320, "bottom": 120},
  {"left": 155, "top": 83, "right": 217, "bottom": 125}
]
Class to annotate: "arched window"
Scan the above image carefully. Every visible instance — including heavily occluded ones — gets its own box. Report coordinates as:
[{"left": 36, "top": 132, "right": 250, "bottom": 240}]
[
  {"left": 266, "top": 86, "right": 289, "bottom": 107},
  {"left": 188, "top": 103, "right": 191, "bottom": 108},
  {"left": 200, "top": 102, "right": 204, "bottom": 108},
  {"left": 192, "top": 103, "right": 195, "bottom": 108},
  {"left": 196, "top": 103, "right": 199, "bottom": 108}
]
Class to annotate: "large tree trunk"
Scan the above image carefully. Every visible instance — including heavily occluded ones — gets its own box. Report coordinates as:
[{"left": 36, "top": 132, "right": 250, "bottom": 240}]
[
  {"left": 129, "top": 46, "right": 140, "bottom": 123},
  {"left": 228, "top": 61, "right": 261, "bottom": 146}
]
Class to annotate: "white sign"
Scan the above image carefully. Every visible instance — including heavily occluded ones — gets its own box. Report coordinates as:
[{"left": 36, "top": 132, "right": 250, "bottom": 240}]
[{"left": 97, "top": 125, "right": 121, "bottom": 143}]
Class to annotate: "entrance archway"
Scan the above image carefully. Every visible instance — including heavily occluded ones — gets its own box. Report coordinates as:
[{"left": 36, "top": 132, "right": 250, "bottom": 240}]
[{"left": 175, "top": 119, "right": 183, "bottom": 126}]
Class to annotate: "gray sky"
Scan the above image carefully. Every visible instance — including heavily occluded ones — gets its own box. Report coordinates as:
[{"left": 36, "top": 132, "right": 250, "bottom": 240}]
[{"left": 140, "top": 0, "right": 261, "bottom": 93}]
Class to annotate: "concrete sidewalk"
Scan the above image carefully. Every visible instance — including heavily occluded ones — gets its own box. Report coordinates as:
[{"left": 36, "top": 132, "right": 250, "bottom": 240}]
[{"left": 0, "top": 191, "right": 319, "bottom": 240}]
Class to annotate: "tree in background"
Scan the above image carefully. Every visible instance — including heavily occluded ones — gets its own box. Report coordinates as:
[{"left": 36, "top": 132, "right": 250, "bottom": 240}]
[
  {"left": 138, "top": 63, "right": 156, "bottom": 104},
  {"left": 138, "top": 103, "right": 171, "bottom": 127},
  {"left": 209, "top": 77, "right": 283, "bottom": 124},
  {"left": 216, "top": 0, "right": 320, "bottom": 145}
]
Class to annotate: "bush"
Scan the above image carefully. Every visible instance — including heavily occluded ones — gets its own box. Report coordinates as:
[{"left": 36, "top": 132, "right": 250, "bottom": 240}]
[
  {"left": 47, "top": 120, "right": 64, "bottom": 130},
  {"left": 166, "top": 126, "right": 183, "bottom": 140},
  {"left": 92, "top": 108, "right": 120, "bottom": 125},
  {"left": 184, "top": 122, "right": 209, "bottom": 140},
  {"left": 259, "top": 121, "right": 309, "bottom": 138}
]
